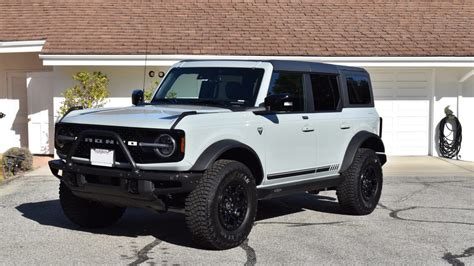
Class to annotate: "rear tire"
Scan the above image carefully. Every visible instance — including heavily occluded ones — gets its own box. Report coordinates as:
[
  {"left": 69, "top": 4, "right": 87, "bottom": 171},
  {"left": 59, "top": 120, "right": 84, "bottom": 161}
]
[
  {"left": 336, "top": 148, "right": 383, "bottom": 215},
  {"left": 185, "top": 160, "right": 257, "bottom": 250},
  {"left": 59, "top": 182, "right": 126, "bottom": 228}
]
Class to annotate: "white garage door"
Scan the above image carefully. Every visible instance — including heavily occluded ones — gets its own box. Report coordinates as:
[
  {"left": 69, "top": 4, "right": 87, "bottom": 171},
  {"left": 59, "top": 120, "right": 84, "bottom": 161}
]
[{"left": 369, "top": 69, "right": 432, "bottom": 155}]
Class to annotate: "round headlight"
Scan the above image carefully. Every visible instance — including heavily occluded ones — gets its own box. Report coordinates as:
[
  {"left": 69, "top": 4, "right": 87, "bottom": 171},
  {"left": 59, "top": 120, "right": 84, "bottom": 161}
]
[{"left": 154, "top": 134, "right": 176, "bottom": 157}]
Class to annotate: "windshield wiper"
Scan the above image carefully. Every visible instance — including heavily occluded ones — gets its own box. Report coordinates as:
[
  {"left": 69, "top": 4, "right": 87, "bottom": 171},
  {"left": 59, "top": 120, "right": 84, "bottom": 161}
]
[
  {"left": 171, "top": 99, "right": 230, "bottom": 107},
  {"left": 151, "top": 98, "right": 177, "bottom": 104}
]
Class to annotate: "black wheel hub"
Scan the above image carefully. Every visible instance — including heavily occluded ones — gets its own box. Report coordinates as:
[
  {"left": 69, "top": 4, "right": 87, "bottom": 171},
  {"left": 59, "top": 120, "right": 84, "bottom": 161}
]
[
  {"left": 218, "top": 177, "right": 248, "bottom": 231},
  {"left": 360, "top": 164, "right": 378, "bottom": 201}
]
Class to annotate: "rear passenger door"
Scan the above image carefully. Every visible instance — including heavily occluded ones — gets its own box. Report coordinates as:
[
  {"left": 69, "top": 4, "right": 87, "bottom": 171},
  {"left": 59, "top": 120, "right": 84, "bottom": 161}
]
[{"left": 307, "top": 73, "right": 353, "bottom": 174}]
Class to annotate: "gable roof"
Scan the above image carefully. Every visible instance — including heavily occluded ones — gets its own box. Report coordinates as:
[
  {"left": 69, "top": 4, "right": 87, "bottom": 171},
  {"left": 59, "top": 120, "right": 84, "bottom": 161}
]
[{"left": 0, "top": 0, "right": 473, "bottom": 56}]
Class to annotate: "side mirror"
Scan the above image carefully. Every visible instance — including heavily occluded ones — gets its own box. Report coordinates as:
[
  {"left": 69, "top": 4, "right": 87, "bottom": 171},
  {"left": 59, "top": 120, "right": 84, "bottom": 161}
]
[
  {"left": 132, "top": 89, "right": 144, "bottom": 106},
  {"left": 264, "top": 93, "right": 294, "bottom": 112}
]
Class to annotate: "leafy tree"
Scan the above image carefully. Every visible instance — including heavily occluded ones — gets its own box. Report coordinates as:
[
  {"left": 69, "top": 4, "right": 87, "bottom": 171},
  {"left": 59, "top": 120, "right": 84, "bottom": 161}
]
[
  {"left": 59, "top": 71, "right": 109, "bottom": 116},
  {"left": 144, "top": 79, "right": 160, "bottom": 102}
]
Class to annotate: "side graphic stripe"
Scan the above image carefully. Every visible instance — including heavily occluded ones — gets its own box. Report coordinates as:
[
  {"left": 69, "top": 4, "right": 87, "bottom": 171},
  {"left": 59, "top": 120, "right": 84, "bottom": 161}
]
[{"left": 267, "top": 169, "right": 316, "bottom": 180}]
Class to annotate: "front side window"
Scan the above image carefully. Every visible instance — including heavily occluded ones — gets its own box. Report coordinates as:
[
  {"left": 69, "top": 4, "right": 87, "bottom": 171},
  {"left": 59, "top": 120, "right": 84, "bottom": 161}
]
[
  {"left": 346, "top": 74, "right": 371, "bottom": 105},
  {"left": 152, "top": 67, "right": 264, "bottom": 107},
  {"left": 267, "top": 72, "right": 305, "bottom": 112},
  {"left": 310, "top": 74, "right": 340, "bottom": 111}
]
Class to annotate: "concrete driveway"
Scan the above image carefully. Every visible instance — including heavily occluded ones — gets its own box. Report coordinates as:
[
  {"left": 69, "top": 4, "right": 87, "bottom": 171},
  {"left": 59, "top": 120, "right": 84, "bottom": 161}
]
[{"left": 0, "top": 156, "right": 473, "bottom": 265}]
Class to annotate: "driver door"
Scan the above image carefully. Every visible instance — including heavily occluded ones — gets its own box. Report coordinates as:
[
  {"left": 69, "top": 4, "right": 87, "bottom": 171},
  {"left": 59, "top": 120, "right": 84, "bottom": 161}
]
[{"left": 260, "top": 72, "right": 317, "bottom": 185}]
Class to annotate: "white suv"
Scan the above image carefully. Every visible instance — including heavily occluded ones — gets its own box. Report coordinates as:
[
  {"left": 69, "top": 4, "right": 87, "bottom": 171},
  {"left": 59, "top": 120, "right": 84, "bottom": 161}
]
[{"left": 49, "top": 60, "right": 386, "bottom": 249}]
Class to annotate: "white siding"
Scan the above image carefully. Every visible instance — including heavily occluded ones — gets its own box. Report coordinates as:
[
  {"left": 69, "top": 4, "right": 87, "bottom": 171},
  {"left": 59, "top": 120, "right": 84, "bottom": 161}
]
[{"left": 0, "top": 53, "right": 52, "bottom": 153}]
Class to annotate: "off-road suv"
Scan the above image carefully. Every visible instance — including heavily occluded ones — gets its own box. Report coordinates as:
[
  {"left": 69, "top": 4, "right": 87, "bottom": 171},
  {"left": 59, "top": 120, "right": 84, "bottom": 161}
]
[{"left": 49, "top": 60, "right": 386, "bottom": 249}]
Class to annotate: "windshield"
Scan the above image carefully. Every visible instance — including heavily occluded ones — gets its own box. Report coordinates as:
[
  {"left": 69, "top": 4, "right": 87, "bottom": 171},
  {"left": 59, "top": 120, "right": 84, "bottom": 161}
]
[{"left": 151, "top": 67, "right": 265, "bottom": 107}]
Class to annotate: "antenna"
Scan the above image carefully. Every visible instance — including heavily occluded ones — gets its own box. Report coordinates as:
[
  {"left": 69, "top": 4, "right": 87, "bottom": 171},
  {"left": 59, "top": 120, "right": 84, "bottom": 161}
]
[{"left": 142, "top": 18, "right": 148, "bottom": 94}]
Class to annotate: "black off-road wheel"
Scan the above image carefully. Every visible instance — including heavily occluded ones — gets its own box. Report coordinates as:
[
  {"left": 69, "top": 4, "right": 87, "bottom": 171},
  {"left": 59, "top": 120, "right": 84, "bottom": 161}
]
[
  {"left": 336, "top": 148, "right": 383, "bottom": 215},
  {"left": 185, "top": 160, "right": 257, "bottom": 250},
  {"left": 59, "top": 182, "right": 126, "bottom": 228}
]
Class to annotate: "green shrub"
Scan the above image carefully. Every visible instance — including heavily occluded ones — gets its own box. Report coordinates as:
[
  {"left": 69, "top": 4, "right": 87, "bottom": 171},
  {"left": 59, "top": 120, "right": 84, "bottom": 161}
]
[
  {"left": 59, "top": 71, "right": 109, "bottom": 116},
  {"left": 1, "top": 147, "right": 33, "bottom": 176}
]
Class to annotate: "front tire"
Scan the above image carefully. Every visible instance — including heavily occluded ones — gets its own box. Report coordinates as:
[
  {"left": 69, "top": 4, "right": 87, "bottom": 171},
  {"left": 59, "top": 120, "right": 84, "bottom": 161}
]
[
  {"left": 59, "top": 182, "right": 126, "bottom": 228},
  {"left": 336, "top": 148, "right": 383, "bottom": 215},
  {"left": 185, "top": 160, "right": 257, "bottom": 250}
]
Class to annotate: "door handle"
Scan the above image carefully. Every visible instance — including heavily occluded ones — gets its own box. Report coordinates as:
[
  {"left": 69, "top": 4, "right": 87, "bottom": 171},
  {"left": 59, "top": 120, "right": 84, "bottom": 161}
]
[
  {"left": 340, "top": 124, "right": 351, "bottom": 130},
  {"left": 302, "top": 126, "right": 314, "bottom": 132}
]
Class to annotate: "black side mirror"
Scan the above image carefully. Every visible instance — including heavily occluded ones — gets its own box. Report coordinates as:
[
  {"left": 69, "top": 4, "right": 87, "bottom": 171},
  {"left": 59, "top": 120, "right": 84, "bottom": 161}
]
[
  {"left": 264, "top": 93, "right": 294, "bottom": 112},
  {"left": 132, "top": 89, "right": 144, "bottom": 106}
]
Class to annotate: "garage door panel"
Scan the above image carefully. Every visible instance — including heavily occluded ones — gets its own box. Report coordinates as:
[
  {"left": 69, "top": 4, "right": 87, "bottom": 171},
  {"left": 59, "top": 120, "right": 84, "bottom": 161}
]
[
  {"left": 381, "top": 116, "right": 394, "bottom": 132},
  {"left": 373, "top": 86, "right": 395, "bottom": 98},
  {"left": 396, "top": 72, "right": 429, "bottom": 82},
  {"left": 397, "top": 88, "right": 429, "bottom": 97},
  {"left": 395, "top": 100, "right": 428, "bottom": 114},
  {"left": 397, "top": 84, "right": 429, "bottom": 98},
  {"left": 395, "top": 116, "right": 428, "bottom": 132},
  {"left": 371, "top": 72, "right": 395, "bottom": 82},
  {"left": 374, "top": 101, "right": 394, "bottom": 111},
  {"left": 372, "top": 82, "right": 394, "bottom": 89},
  {"left": 370, "top": 69, "right": 431, "bottom": 155}
]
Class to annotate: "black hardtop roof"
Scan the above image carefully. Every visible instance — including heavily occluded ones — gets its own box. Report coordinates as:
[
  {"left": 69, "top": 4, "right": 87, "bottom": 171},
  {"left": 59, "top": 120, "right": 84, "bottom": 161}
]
[
  {"left": 178, "top": 59, "right": 367, "bottom": 74},
  {"left": 268, "top": 60, "right": 366, "bottom": 74}
]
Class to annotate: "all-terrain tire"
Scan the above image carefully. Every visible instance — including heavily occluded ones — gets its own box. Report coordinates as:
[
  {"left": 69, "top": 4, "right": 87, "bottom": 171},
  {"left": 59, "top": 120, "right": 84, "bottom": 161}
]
[
  {"left": 185, "top": 159, "right": 257, "bottom": 250},
  {"left": 59, "top": 182, "right": 126, "bottom": 228},
  {"left": 336, "top": 148, "right": 383, "bottom": 215}
]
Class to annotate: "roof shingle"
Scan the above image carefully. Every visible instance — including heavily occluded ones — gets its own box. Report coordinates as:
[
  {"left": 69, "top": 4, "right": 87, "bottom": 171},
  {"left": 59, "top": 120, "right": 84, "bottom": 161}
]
[{"left": 0, "top": 0, "right": 472, "bottom": 56}]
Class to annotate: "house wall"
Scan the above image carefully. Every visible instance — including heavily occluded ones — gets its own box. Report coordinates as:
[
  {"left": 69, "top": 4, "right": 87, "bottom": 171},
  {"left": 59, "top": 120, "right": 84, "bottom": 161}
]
[
  {"left": 460, "top": 76, "right": 474, "bottom": 161},
  {"left": 431, "top": 68, "right": 473, "bottom": 161},
  {"left": 0, "top": 53, "right": 52, "bottom": 152}
]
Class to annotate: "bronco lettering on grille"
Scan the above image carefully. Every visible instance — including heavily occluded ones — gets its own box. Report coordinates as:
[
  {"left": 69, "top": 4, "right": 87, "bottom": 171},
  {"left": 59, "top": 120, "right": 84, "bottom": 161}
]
[
  {"left": 84, "top": 138, "right": 115, "bottom": 145},
  {"left": 84, "top": 137, "right": 138, "bottom": 146}
]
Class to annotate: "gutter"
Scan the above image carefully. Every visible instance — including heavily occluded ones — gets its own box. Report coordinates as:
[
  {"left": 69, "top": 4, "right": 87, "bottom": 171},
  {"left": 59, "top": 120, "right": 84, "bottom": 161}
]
[
  {"left": 0, "top": 40, "right": 45, "bottom": 53},
  {"left": 39, "top": 54, "right": 474, "bottom": 67}
]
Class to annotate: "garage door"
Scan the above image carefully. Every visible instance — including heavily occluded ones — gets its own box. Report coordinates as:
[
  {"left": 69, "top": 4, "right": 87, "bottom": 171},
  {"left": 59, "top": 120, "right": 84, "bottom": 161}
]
[{"left": 369, "top": 69, "right": 432, "bottom": 155}]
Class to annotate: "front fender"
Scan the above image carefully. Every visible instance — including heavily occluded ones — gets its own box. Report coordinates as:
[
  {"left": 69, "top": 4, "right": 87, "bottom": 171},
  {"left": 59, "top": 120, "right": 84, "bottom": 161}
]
[{"left": 190, "top": 139, "right": 261, "bottom": 172}]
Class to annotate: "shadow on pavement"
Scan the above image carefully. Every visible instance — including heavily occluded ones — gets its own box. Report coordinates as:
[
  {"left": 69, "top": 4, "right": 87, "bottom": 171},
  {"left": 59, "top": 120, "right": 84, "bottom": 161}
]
[{"left": 15, "top": 193, "right": 345, "bottom": 249}]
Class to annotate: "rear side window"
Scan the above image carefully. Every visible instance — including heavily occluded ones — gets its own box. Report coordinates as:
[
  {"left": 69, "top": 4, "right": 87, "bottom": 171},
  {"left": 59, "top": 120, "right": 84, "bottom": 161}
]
[
  {"left": 310, "top": 74, "right": 340, "bottom": 111},
  {"left": 268, "top": 72, "right": 305, "bottom": 111},
  {"left": 346, "top": 74, "right": 371, "bottom": 105}
]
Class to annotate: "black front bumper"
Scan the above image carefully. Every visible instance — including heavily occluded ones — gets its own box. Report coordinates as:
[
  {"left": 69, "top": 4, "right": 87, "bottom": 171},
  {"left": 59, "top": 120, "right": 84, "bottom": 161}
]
[{"left": 49, "top": 159, "right": 202, "bottom": 211}]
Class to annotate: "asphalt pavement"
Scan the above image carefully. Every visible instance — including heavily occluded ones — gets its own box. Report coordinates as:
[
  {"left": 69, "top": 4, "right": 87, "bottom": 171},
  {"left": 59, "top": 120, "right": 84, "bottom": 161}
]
[{"left": 0, "top": 156, "right": 473, "bottom": 265}]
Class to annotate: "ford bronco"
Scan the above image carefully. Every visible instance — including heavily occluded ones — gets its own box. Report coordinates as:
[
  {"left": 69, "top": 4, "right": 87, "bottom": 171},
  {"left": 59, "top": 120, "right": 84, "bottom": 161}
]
[{"left": 49, "top": 60, "right": 386, "bottom": 249}]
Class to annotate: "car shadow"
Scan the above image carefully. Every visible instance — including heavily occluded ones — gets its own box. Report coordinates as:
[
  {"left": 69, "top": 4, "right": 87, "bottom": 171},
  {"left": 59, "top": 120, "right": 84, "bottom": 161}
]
[{"left": 15, "top": 193, "right": 347, "bottom": 250}]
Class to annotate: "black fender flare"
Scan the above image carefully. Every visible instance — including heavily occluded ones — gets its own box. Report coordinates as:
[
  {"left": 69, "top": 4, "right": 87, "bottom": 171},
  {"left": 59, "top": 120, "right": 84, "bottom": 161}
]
[
  {"left": 339, "top": 131, "right": 386, "bottom": 173},
  {"left": 190, "top": 139, "right": 264, "bottom": 173}
]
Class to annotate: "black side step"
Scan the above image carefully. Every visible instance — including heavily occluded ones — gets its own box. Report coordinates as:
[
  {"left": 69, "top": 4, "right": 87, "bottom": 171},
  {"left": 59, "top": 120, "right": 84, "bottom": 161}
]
[{"left": 257, "top": 175, "right": 343, "bottom": 200}]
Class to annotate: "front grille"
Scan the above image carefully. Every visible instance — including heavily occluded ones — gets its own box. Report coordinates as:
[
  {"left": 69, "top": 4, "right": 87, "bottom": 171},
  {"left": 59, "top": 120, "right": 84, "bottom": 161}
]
[{"left": 56, "top": 123, "right": 184, "bottom": 164}]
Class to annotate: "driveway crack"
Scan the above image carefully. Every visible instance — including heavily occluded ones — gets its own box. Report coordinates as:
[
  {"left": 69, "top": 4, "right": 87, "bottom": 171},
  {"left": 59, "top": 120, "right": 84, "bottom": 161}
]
[
  {"left": 378, "top": 203, "right": 474, "bottom": 226},
  {"left": 128, "top": 238, "right": 162, "bottom": 266},
  {"left": 442, "top": 247, "right": 474, "bottom": 266},
  {"left": 240, "top": 239, "right": 256, "bottom": 266}
]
